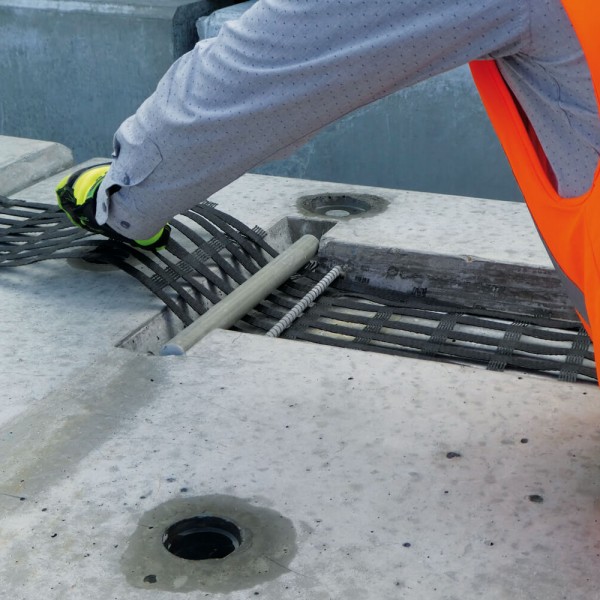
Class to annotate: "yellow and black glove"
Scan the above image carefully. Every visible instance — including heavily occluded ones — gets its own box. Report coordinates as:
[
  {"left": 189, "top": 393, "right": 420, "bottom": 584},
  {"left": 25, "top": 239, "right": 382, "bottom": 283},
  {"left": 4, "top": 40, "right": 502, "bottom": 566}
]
[{"left": 56, "top": 164, "right": 170, "bottom": 251}]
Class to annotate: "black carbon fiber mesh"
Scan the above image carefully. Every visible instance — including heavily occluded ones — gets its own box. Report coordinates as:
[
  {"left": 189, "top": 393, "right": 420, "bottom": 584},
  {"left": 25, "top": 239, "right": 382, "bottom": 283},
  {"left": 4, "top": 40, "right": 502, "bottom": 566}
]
[{"left": 1, "top": 195, "right": 595, "bottom": 383}]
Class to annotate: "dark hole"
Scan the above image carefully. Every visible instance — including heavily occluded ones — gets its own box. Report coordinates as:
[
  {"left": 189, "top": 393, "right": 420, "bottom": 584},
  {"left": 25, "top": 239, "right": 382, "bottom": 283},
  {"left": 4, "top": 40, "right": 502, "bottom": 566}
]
[
  {"left": 299, "top": 193, "right": 387, "bottom": 218},
  {"left": 305, "top": 195, "right": 370, "bottom": 216},
  {"left": 162, "top": 516, "right": 242, "bottom": 560}
]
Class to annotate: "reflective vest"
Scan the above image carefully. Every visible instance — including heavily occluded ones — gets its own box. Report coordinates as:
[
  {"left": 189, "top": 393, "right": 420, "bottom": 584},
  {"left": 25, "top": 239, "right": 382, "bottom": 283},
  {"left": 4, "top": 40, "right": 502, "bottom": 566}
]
[{"left": 470, "top": 0, "right": 600, "bottom": 376}]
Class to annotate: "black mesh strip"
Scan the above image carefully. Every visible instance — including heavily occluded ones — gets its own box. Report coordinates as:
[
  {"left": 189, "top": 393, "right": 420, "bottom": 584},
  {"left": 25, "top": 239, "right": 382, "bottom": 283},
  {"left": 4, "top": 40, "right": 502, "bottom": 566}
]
[
  {"left": 154, "top": 238, "right": 234, "bottom": 296},
  {"left": 168, "top": 220, "right": 246, "bottom": 287},
  {"left": 0, "top": 195, "right": 596, "bottom": 383},
  {"left": 423, "top": 313, "right": 459, "bottom": 357},
  {"left": 184, "top": 205, "right": 276, "bottom": 267},
  {"left": 110, "top": 258, "right": 200, "bottom": 325},
  {"left": 285, "top": 316, "right": 597, "bottom": 379},
  {"left": 297, "top": 303, "right": 580, "bottom": 358},
  {"left": 353, "top": 310, "right": 393, "bottom": 345},
  {"left": 145, "top": 244, "right": 223, "bottom": 306},
  {"left": 1, "top": 228, "right": 90, "bottom": 256},
  {"left": 179, "top": 212, "right": 263, "bottom": 277},
  {"left": 487, "top": 321, "right": 527, "bottom": 372},
  {"left": 278, "top": 290, "right": 596, "bottom": 382},
  {"left": 558, "top": 328, "right": 592, "bottom": 383},
  {"left": 200, "top": 205, "right": 278, "bottom": 259},
  {"left": 1, "top": 197, "right": 62, "bottom": 211}
]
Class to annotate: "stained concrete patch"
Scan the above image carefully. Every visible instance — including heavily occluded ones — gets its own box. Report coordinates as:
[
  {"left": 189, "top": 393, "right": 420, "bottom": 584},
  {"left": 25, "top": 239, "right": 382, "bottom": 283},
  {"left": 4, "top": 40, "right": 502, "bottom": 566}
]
[{"left": 122, "top": 495, "right": 297, "bottom": 593}]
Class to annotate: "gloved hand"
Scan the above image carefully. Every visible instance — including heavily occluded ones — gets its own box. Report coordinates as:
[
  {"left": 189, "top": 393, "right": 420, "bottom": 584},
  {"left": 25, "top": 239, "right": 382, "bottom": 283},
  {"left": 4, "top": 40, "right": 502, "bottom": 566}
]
[{"left": 56, "top": 163, "right": 170, "bottom": 250}]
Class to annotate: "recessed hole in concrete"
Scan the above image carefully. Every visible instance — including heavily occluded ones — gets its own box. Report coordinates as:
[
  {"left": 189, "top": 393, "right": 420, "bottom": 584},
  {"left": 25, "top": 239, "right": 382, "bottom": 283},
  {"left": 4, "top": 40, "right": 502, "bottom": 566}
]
[
  {"left": 298, "top": 193, "right": 388, "bottom": 219},
  {"left": 163, "top": 516, "right": 242, "bottom": 560},
  {"left": 124, "top": 495, "right": 296, "bottom": 593},
  {"left": 325, "top": 209, "right": 351, "bottom": 218}
]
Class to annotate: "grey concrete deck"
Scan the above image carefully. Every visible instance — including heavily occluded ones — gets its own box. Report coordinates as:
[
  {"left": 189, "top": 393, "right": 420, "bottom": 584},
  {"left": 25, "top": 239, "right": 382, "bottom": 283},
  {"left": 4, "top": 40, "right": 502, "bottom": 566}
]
[{"left": 2, "top": 138, "right": 599, "bottom": 599}]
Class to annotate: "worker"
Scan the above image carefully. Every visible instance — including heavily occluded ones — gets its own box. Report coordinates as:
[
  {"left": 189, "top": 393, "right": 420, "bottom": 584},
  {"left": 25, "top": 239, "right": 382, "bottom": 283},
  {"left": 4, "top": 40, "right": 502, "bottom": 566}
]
[{"left": 57, "top": 1, "right": 600, "bottom": 337}]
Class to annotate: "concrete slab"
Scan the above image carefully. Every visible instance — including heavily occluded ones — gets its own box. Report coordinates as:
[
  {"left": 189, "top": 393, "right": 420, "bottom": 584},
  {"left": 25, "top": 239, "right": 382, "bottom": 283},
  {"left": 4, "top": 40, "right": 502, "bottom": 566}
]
[
  {"left": 207, "top": 174, "right": 570, "bottom": 318},
  {"left": 8, "top": 163, "right": 574, "bottom": 352},
  {"left": 0, "top": 135, "right": 73, "bottom": 196},
  {"left": 1, "top": 149, "right": 596, "bottom": 599},
  {"left": 0, "top": 331, "right": 599, "bottom": 599},
  {"left": 13, "top": 165, "right": 549, "bottom": 272},
  {"left": 208, "top": 174, "right": 546, "bottom": 266},
  {"left": 16, "top": 166, "right": 542, "bottom": 267}
]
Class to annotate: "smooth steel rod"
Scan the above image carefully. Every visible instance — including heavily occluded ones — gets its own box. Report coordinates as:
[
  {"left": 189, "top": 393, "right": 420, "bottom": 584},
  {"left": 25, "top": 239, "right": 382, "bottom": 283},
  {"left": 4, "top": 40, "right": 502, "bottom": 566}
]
[{"left": 160, "top": 234, "right": 319, "bottom": 356}]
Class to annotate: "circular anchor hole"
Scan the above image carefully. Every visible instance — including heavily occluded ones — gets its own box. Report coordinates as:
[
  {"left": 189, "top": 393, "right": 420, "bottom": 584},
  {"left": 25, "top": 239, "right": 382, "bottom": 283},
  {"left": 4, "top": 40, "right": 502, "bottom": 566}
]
[
  {"left": 162, "top": 516, "right": 242, "bottom": 560},
  {"left": 298, "top": 193, "right": 388, "bottom": 219}
]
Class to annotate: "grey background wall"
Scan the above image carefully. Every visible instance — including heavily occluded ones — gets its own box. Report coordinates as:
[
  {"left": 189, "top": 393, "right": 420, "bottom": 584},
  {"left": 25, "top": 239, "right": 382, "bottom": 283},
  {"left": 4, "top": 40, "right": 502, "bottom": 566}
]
[
  {"left": 1, "top": 0, "right": 522, "bottom": 202},
  {"left": 0, "top": 1, "right": 245, "bottom": 159}
]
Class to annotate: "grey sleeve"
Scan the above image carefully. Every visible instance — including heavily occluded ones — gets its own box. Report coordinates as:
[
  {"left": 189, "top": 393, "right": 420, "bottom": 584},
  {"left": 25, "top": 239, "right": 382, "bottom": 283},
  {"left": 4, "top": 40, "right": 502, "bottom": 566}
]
[{"left": 95, "top": 0, "right": 597, "bottom": 239}]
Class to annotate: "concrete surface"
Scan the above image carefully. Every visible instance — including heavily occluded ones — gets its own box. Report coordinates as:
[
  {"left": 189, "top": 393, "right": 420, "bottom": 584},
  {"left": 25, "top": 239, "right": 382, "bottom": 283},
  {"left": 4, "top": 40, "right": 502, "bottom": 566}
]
[
  {"left": 1, "top": 157, "right": 165, "bottom": 427},
  {"left": 1, "top": 143, "right": 599, "bottom": 599},
  {"left": 204, "top": 174, "right": 569, "bottom": 318},
  {"left": 0, "top": 135, "right": 73, "bottom": 196},
  {"left": 1, "top": 332, "right": 599, "bottom": 599},
  {"left": 0, "top": 156, "right": 573, "bottom": 410},
  {"left": 0, "top": 0, "right": 244, "bottom": 161},
  {"left": 197, "top": 2, "right": 523, "bottom": 202}
]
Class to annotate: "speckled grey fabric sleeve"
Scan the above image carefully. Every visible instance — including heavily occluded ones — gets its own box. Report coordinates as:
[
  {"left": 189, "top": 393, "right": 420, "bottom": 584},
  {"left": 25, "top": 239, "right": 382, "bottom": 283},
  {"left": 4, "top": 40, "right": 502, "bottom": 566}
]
[{"left": 96, "top": 0, "right": 600, "bottom": 240}]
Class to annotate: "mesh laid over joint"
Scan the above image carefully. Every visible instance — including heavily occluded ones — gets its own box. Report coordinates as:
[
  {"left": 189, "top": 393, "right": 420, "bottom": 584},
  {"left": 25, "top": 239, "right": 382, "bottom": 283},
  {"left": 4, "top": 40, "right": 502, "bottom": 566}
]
[
  {"left": 270, "top": 293, "right": 597, "bottom": 384},
  {"left": 0, "top": 195, "right": 595, "bottom": 383},
  {"left": 0, "top": 195, "right": 278, "bottom": 325}
]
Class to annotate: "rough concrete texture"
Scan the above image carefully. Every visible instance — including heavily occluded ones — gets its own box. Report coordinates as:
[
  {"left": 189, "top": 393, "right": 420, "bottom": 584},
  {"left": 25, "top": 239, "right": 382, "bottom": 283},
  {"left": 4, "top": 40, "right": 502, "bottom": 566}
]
[
  {"left": 0, "top": 135, "right": 72, "bottom": 196},
  {"left": 1, "top": 158, "right": 166, "bottom": 426},
  {"left": 1, "top": 332, "right": 599, "bottom": 599},
  {"left": 205, "top": 175, "right": 570, "bottom": 319},
  {"left": 206, "top": 174, "right": 546, "bottom": 266},
  {"left": 197, "top": 2, "right": 523, "bottom": 202},
  {"left": 0, "top": 0, "right": 244, "bottom": 161},
  {"left": 1, "top": 149, "right": 598, "bottom": 599}
]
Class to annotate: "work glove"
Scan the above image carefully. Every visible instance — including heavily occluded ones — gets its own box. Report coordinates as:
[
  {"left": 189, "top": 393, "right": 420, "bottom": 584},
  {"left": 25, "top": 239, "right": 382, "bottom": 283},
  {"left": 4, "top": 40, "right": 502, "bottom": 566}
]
[{"left": 56, "top": 163, "right": 170, "bottom": 250}]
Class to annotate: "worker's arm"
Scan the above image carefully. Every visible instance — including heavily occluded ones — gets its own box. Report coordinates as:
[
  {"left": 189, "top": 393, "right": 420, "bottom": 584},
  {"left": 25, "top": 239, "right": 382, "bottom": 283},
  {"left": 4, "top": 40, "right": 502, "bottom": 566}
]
[{"left": 60, "top": 0, "right": 599, "bottom": 242}]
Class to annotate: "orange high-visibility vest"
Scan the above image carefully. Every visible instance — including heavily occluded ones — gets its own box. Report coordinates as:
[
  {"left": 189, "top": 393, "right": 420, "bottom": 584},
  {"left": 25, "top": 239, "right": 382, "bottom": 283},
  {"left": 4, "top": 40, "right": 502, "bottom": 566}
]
[{"left": 470, "top": 0, "right": 600, "bottom": 374}]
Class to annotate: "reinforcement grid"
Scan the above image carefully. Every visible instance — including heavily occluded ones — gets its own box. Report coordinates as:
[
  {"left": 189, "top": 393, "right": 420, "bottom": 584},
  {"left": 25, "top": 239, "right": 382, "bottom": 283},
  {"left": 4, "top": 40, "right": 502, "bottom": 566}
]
[{"left": 0, "top": 195, "right": 595, "bottom": 383}]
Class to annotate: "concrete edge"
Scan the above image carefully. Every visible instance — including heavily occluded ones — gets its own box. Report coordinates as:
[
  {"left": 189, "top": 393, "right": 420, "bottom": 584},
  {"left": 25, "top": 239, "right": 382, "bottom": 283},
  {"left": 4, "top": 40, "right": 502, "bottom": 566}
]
[{"left": 1, "top": 142, "right": 73, "bottom": 197}]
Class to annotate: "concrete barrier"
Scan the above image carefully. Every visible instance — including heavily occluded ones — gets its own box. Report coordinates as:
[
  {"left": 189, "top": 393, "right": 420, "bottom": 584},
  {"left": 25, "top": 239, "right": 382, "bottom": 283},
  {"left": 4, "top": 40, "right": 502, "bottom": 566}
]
[{"left": 0, "top": 135, "right": 73, "bottom": 196}]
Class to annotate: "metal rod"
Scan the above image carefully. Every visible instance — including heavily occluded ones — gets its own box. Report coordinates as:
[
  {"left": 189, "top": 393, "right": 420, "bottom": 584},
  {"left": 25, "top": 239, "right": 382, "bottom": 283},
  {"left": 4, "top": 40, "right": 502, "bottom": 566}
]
[
  {"left": 160, "top": 234, "right": 319, "bottom": 356},
  {"left": 266, "top": 265, "right": 343, "bottom": 338}
]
